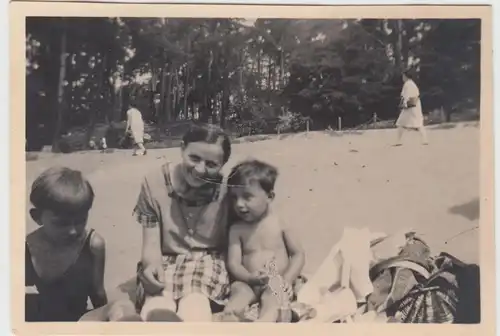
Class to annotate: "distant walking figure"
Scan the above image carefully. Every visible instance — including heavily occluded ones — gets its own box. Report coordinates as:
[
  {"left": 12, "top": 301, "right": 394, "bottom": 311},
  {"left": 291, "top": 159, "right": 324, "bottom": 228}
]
[
  {"left": 126, "top": 102, "right": 147, "bottom": 156},
  {"left": 395, "top": 70, "right": 428, "bottom": 146}
]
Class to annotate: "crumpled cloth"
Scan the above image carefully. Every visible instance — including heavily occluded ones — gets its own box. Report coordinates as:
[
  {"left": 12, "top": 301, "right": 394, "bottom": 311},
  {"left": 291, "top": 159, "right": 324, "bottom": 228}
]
[{"left": 296, "top": 227, "right": 407, "bottom": 323}]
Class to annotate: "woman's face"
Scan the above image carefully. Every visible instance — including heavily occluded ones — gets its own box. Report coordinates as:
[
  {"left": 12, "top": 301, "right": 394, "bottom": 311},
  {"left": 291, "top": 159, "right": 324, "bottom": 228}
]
[
  {"left": 181, "top": 141, "right": 225, "bottom": 188},
  {"left": 402, "top": 74, "right": 408, "bottom": 82}
]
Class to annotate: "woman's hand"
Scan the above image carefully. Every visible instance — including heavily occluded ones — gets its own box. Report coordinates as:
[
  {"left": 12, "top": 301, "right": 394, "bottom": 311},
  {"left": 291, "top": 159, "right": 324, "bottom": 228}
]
[{"left": 140, "top": 263, "right": 165, "bottom": 295}]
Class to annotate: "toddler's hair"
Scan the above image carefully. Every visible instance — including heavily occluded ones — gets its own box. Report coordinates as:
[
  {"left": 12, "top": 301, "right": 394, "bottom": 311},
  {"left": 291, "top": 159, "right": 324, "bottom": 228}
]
[
  {"left": 182, "top": 123, "right": 231, "bottom": 164},
  {"left": 228, "top": 159, "right": 278, "bottom": 194},
  {"left": 30, "top": 166, "right": 95, "bottom": 214}
]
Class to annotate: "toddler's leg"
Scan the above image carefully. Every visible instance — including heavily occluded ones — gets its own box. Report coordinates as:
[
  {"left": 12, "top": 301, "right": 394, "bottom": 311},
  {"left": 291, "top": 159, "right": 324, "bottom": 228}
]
[
  {"left": 224, "top": 281, "right": 257, "bottom": 315},
  {"left": 418, "top": 126, "right": 428, "bottom": 144},
  {"left": 256, "top": 288, "right": 280, "bottom": 322}
]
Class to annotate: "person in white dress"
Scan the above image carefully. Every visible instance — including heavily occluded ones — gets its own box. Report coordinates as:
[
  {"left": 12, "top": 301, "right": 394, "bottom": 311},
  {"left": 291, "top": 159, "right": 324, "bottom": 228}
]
[
  {"left": 395, "top": 71, "right": 428, "bottom": 146},
  {"left": 125, "top": 102, "right": 147, "bottom": 156}
]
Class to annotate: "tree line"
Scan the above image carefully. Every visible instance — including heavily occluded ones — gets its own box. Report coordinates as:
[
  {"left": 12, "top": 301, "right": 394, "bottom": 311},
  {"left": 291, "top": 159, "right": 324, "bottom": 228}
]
[{"left": 25, "top": 18, "right": 480, "bottom": 151}]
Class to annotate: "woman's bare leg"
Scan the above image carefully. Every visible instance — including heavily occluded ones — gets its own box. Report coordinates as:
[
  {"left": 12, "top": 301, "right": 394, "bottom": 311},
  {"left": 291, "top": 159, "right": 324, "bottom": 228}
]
[
  {"left": 177, "top": 293, "right": 212, "bottom": 322},
  {"left": 395, "top": 127, "right": 404, "bottom": 146},
  {"left": 133, "top": 142, "right": 146, "bottom": 156},
  {"left": 418, "top": 126, "right": 428, "bottom": 145},
  {"left": 140, "top": 294, "right": 178, "bottom": 321}
]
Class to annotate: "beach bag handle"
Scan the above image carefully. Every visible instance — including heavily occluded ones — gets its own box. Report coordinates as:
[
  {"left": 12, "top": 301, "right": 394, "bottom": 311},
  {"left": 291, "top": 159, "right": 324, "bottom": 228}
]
[{"left": 370, "top": 258, "right": 431, "bottom": 281}]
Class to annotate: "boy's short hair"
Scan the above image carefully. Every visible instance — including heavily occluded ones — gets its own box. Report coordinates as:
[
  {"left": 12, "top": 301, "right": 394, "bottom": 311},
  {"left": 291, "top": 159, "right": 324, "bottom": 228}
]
[
  {"left": 30, "top": 166, "right": 94, "bottom": 214},
  {"left": 228, "top": 159, "right": 278, "bottom": 194}
]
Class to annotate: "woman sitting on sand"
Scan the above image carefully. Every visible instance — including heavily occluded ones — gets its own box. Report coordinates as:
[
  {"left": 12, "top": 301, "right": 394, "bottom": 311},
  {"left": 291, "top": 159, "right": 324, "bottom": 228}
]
[
  {"left": 133, "top": 123, "right": 232, "bottom": 322},
  {"left": 395, "top": 70, "right": 428, "bottom": 146}
]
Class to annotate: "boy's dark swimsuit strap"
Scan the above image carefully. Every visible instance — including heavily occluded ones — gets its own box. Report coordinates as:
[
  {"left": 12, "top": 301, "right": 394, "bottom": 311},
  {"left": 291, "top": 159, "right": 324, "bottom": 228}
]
[{"left": 26, "top": 229, "right": 95, "bottom": 284}]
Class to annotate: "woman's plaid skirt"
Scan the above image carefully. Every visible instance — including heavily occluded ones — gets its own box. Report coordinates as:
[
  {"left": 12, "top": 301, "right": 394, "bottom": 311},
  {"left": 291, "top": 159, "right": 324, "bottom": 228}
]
[{"left": 135, "top": 251, "right": 230, "bottom": 312}]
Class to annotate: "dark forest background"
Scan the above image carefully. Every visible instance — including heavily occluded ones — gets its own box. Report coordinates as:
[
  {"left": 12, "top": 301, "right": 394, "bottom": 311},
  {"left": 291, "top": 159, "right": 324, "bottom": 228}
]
[{"left": 25, "top": 18, "right": 480, "bottom": 152}]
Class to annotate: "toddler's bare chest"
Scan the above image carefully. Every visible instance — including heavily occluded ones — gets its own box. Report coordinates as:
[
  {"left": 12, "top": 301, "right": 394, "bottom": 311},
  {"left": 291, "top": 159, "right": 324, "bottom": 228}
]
[{"left": 241, "top": 225, "right": 284, "bottom": 252}]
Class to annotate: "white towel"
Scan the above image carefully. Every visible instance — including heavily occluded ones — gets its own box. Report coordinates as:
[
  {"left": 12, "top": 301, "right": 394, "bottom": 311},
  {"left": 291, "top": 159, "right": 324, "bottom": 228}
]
[
  {"left": 298, "top": 227, "right": 375, "bottom": 306},
  {"left": 340, "top": 227, "right": 374, "bottom": 302},
  {"left": 297, "top": 227, "right": 411, "bottom": 323},
  {"left": 301, "top": 288, "right": 357, "bottom": 323}
]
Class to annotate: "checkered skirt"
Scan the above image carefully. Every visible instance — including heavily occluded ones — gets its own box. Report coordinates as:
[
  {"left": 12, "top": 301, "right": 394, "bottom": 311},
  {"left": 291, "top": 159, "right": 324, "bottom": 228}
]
[{"left": 135, "top": 252, "right": 230, "bottom": 312}]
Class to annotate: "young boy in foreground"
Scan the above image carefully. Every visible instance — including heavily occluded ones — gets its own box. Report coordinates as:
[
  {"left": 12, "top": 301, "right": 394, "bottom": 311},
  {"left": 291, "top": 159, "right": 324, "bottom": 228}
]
[{"left": 222, "top": 159, "right": 305, "bottom": 322}]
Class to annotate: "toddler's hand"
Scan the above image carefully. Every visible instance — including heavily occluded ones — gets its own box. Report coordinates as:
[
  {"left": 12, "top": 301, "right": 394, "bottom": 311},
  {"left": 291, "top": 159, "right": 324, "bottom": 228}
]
[
  {"left": 249, "top": 271, "right": 269, "bottom": 286},
  {"left": 282, "top": 281, "right": 294, "bottom": 300}
]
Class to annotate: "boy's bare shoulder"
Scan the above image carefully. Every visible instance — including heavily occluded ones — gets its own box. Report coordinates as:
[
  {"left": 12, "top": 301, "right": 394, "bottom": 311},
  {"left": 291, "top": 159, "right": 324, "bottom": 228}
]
[
  {"left": 89, "top": 231, "right": 106, "bottom": 253},
  {"left": 26, "top": 228, "right": 44, "bottom": 247}
]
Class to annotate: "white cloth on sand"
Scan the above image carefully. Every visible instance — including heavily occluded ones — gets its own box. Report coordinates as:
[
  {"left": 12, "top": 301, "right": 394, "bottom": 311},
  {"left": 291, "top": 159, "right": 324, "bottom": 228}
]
[
  {"left": 396, "top": 79, "right": 424, "bottom": 129},
  {"left": 296, "top": 227, "right": 411, "bottom": 323},
  {"left": 297, "top": 227, "right": 379, "bottom": 322}
]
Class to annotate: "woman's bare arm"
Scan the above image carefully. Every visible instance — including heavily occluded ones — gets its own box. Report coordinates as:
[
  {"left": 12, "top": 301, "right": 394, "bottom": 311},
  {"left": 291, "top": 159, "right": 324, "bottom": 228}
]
[
  {"left": 89, "top": 232, "right": 108, "bottom": 309},
  {"left": 141, "top": 224, "right": 163, "bottom": 267}
]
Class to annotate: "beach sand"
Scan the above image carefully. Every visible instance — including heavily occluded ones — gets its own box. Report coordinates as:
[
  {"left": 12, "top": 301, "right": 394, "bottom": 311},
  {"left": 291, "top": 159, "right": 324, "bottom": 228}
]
[{"left": 25, "top": 122, "right": 480, "bottom": 300}]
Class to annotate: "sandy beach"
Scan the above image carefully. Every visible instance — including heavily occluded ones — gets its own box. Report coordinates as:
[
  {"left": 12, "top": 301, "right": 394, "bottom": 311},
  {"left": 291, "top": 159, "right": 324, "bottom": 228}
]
[{"left": 25, "top": 122, "right": 479, "bottom": 300}]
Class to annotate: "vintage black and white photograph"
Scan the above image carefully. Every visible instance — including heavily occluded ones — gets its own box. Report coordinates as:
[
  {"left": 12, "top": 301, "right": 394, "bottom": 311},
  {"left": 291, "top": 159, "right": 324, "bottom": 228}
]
[{"left": 18, "top": 4, "right": 492, "bottom": 330}]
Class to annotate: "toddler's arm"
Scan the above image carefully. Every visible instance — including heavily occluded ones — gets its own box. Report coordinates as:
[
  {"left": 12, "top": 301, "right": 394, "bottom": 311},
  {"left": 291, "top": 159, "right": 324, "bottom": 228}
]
[
  {"left": 89, "top": 232, "right": 108, "bottom": 309},
  {"left": 227, "top": 226, "right": 255, "bottom": 285},
  {"left": 281, "top": 222, "right": 305, "bottom": 284}
]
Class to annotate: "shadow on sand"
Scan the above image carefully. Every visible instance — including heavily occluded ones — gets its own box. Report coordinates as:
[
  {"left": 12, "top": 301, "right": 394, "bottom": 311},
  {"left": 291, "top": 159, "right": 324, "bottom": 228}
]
[
  {"left": 114, "top": 277, "right": 138, "bottom": 303},
  {"left": 324, "top": 130, "right": 366, "bottom": 137},
  {"left": 428, "top": 123, "right": 458, "bottom": 131},
  {"left": 449, "top": 198, "right": 480, "bottom": 221}
]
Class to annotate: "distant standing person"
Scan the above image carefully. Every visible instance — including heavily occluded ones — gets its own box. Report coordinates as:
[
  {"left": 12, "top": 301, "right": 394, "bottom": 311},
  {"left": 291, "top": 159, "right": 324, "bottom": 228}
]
[
  {"left": 126, "top": 102, "right": 147, "bottom": 156},
  {"left": 395, "top": 70, "right": 428, "bottom": 146}
]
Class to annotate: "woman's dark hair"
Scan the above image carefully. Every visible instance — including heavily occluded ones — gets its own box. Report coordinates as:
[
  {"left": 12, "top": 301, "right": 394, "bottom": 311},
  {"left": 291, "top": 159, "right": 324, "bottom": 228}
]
[
  {"left": 129, "top": 99, "right": 138, "bottom": 108},
  {"left": 402, "top": 69, "right": 414, "bottom": 80},
  {"left": 182, "top": 123, "right": 232, "bottom": 163},
  {"left": 30, "top": 166, "right": 95, "bottom": 214}
]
